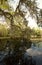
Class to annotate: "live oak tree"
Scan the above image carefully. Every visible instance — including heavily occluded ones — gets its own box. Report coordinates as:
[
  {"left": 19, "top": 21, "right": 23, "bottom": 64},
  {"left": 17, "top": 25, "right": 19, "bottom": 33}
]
[
  {"left": 0, "top": 1, "right": 42, "bottom": 65},
  {"left": 0, "top": 0, "right": 41, "bottom": 55}
]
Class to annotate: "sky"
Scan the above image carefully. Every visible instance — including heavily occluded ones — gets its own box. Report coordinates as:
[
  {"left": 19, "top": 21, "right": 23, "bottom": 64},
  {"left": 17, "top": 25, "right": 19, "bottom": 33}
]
[
  {"left": 37, "top": 0, "right": 42, "bottom": 9},
  {"left": 8, "top": 0, "right": 20, "bottom": 11},
  {"left": 8, "top": 0, "right": 42, "bottom": 11},
  {"left": 20, "top": 3, "right": 38, "bottom": 29}
]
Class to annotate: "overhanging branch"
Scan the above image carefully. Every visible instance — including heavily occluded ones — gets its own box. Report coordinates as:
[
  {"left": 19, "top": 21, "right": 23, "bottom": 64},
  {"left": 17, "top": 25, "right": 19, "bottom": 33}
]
[{"left": 0, "top": 8, "right": 14, "bottom": 29}]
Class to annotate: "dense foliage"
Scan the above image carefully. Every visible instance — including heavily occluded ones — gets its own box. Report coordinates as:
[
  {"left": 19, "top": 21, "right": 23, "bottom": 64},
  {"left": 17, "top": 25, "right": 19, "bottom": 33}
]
[{"left": 0, "top": 0, "right": 41, "bottom": 53}]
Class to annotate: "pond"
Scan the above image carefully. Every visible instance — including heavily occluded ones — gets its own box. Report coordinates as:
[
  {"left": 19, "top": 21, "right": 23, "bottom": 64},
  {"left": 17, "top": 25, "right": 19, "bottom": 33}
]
[
  {"left": 31, "top": 42, "right": 42, "bottom": 50},
  {"left": 32, "top": 42, "right": 42, "bottom": 47}
]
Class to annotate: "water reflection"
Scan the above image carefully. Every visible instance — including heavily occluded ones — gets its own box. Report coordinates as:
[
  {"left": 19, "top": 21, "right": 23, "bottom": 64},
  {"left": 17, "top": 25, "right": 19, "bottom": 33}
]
[{"left": 0, "top": 41, "right": 42, "bottom": 65}]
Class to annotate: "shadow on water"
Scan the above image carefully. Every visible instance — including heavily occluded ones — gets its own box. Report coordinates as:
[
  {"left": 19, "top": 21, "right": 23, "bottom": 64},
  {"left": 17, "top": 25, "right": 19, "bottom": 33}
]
[{"left": 0, "top": 38, "right": 36, "bottom": 65}]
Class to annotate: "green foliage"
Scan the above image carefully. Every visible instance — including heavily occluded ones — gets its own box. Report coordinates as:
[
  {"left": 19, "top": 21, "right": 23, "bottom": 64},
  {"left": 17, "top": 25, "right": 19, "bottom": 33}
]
[
  {"left": 0, "top": 0, "right": 39, "bottom": 51},
  {"left": 0, "top": 39, "right": 7, "bottom": 51},
  {"left": 31, "top": 28, "right": 41, "bottom": 37},
  {"left": 0, "top": 37, "right": 31, "bottom": 51},
  {"left": 0, "top": 24, "right": 9, "bottom": 37}
]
